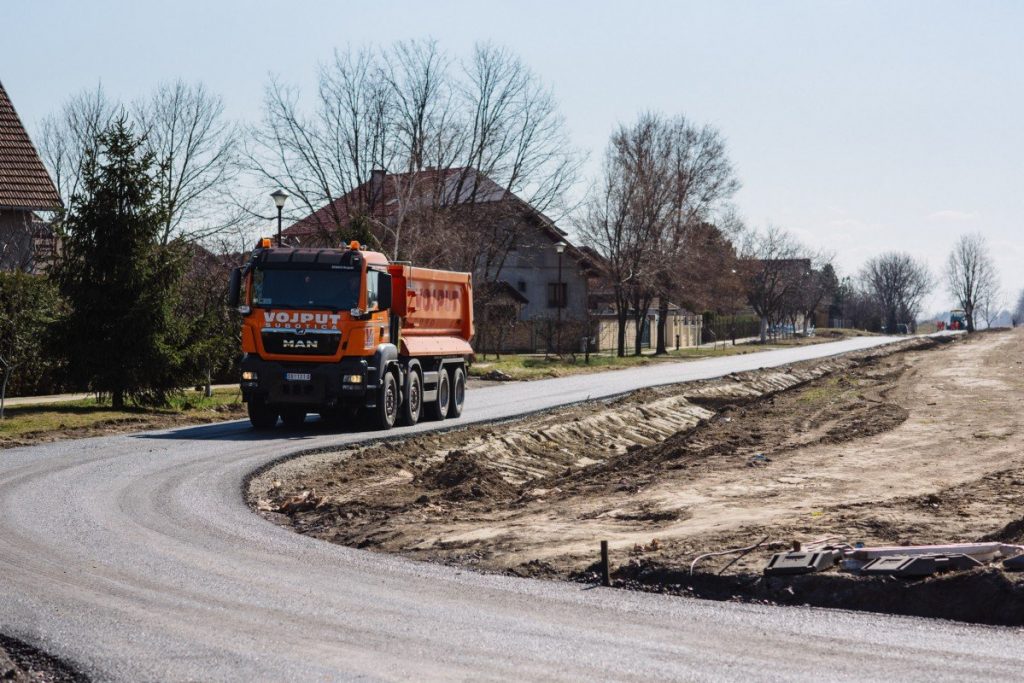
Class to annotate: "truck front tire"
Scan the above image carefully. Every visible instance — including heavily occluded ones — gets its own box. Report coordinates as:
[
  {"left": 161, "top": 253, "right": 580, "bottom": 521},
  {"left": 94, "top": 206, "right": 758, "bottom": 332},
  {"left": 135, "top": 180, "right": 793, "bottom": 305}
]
[
  {"left": 374, "top": 371, "right": 399, "bottom": 430},
  {"left": 447, "top": 366, "right": 466, "bottom": 419},
  {"left": 247, "top": 398, "right": 278, "bottom": 429}
]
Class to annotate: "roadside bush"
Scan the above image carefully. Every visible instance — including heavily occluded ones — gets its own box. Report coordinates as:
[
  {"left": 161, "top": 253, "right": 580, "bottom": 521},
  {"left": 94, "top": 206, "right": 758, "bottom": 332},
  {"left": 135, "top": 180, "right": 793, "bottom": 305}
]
[
  {"left": 0, "top": 272, "right": 67, "bottom": 400},
  {"left": 175, "top": 247, "right": 241, "bottom": 388}
]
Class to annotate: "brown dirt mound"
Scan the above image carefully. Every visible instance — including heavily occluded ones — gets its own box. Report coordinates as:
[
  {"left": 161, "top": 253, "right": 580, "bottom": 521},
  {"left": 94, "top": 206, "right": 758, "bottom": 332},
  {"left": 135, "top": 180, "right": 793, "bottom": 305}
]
[
  {"left": 598, "top": 564, "right": 1024, "bottom": 627},
  {"left": 419, "top": 450, "right": 518, "bottom": 501},
  {"left": 982, "top": 517, "right": 1024, "bottom": 544},
  {"left": 252, "top": 331, "right": 1024, "bottom": 625},
  {"left": 0, "top": 633, "right": 88, "bottom": 682}
]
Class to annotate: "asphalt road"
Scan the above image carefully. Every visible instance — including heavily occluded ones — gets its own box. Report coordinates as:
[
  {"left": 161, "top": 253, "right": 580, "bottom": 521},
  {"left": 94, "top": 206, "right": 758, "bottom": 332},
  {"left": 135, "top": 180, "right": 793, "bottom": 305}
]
[{"left": 1, "top": 335, "right": 1019, "bottom": 682}]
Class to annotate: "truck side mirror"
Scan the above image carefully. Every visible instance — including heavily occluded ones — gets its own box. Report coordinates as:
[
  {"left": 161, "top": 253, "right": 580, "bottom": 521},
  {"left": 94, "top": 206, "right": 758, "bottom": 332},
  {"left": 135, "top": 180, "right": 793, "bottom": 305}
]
[
  {"left": 228, "top": 268, "right": 242, "bottom": 307},
  {"left": 377, "top": 272, "right": 392, "bottom": 310}
]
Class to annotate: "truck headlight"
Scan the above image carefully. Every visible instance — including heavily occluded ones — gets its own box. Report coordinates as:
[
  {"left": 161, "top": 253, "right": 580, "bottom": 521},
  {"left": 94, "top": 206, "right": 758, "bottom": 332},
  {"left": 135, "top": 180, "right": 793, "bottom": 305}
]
[
  {"left": 343, "top": 374, "right": 363, "bottom": 384},
  {"left": 242, "top": 371, "right": 258, "bottom": 381}
]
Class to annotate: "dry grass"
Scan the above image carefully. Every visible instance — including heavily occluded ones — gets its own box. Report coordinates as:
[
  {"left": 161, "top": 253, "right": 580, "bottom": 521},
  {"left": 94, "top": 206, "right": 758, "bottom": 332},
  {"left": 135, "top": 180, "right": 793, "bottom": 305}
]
[{"left": 0, "top": 388, "right": 244, "bottom": 447}]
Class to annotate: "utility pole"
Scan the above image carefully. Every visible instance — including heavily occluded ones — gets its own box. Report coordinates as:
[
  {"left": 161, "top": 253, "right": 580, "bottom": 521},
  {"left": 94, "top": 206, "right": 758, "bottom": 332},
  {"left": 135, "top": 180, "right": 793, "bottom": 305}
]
[{"left": 555, "top": 241, "right": 567, "bottom": 355}]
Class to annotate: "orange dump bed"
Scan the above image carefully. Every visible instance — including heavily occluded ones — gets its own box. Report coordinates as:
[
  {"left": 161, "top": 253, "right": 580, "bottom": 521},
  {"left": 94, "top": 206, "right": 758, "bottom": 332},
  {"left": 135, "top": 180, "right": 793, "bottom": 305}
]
[{"left": 388, "top": 264, "right": 474, "bottom": 357}]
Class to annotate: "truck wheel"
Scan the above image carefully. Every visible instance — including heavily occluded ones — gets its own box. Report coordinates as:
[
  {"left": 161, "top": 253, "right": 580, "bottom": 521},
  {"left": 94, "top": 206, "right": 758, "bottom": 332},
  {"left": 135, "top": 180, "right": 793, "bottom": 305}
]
[
  {"left": 247, "top": 398, "right": 278, "bottom": 429},
  {"left": 425, "top": 370, "right": 449, "bottom": 421},
  {"left": 447, "top": 366, "right": 466, "bottom": 419},
  {"left": 280, "top": 408, "right": 306, "bottom": 428},
  {"left": 399, "top": 370, "right": 422, "bottom": 426},
  {"left": 374, "top": 372, "right": 399, "bottom": 430}
]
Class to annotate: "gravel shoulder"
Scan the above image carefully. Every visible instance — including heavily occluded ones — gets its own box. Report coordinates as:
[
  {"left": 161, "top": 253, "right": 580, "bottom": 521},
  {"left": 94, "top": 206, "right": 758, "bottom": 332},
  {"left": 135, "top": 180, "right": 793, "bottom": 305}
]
[{"left": 251, "top": 330, "right": 1024, "bottom": 624}]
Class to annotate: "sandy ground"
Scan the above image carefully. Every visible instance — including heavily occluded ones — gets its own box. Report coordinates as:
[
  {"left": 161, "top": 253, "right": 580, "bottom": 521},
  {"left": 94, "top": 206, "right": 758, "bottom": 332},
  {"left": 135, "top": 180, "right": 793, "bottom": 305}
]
[{"left": 251, "top": 330, "right": 1024, "bottom": 622}]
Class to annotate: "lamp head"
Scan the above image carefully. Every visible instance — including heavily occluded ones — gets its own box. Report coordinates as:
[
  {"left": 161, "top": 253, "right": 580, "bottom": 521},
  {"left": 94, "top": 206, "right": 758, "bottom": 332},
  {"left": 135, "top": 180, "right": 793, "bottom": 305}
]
[{"left": 271, "top": 189, "right": 289, "bottom": 209}]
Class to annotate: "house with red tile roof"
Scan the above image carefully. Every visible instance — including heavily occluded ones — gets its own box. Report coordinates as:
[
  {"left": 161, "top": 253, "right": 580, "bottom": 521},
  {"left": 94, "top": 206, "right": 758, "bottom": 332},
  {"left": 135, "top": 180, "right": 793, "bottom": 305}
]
[
  {"left": 0, "top": 81, "right": 62, "bottom": 273},
  {"left": 282, "top": 168, "right": 603, "bottom": 351}
]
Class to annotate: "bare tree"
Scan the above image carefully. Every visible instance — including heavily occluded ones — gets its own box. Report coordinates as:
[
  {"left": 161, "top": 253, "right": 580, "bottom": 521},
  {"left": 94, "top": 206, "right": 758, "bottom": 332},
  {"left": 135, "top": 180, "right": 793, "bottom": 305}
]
[
  {"left": 38, "top": 84, "right": 118, "bottom": 209},
  {"left": 978, "top": 293, "right": 1003, "bottom": 329},
  {"left": 134, "top": 80, "right": 241, "bottom": 243},
  {"left": 860, "top": 252, "right": 932, "bottom": 333},
  {"left": 946, "top": 232, "right": 999, "bottom": 332},
  {"left": 833, "top": 277, "right": 882, "bottom": 331},
  {"left": 653, "top": 116, "right": 740, "bottom": 353},
  {"left": 792, "top": 257, "right": 838, "bottom": 335},
  {"left": 245, "top": 40, "right": 581, "bottom": 274},
  {"left": 244, "top": 50, "right": 390, "bottom": 249},
  {"left": 1014, "top": 289, "right": 1024, "bottom": 327},
  {"left": 740, "top": 226, "right": 807, "bottom": 342},
  {"left": 578, "top": 113, "right": 674, "bottom": 356},
  {"left": 455, "top": 43, "right": 580, "bottom": 219},
  {"left": 577, "top": 146, "right": 639, "bottom": 357},
  {"left": 39, "top": 81, "right": 239, "bottom": 243}
]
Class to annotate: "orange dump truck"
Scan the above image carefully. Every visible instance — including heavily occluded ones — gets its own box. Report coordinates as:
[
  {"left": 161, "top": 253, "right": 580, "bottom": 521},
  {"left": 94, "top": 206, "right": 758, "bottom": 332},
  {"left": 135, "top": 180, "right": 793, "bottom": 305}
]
[{"left": 228, "top": 239, "right": 473, "bottom": 430}]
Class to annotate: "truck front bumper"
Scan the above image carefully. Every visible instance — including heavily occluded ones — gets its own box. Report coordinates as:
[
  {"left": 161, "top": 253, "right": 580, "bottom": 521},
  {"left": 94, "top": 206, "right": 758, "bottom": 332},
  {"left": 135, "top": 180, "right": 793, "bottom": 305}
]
[{"left": 240, "top": 356, "right": 373, "bottom": 409}]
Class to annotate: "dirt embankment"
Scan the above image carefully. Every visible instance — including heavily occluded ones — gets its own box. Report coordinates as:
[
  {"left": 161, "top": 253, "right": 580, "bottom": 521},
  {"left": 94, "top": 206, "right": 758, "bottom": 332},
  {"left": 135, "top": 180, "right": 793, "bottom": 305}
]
[
  {"left": 251, "top": 330, "right": 1024, "bottom": 624},
  {"left": 0, "top": 633, "right": 87, "bottom": 682}
]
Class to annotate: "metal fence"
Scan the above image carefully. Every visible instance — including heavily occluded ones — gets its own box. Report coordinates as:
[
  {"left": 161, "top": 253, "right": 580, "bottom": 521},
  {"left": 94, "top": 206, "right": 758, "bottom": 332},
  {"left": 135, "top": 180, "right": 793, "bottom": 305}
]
[{"left": 701, "top": 314, "right": 761, "bottom": 345}]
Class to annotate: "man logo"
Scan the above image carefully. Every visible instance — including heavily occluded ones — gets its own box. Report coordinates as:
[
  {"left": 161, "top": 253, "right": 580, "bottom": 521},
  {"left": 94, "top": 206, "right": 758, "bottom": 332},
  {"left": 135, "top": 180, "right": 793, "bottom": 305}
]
[{"left": 282, "top": 338, "right": 319, "bottom": 350}]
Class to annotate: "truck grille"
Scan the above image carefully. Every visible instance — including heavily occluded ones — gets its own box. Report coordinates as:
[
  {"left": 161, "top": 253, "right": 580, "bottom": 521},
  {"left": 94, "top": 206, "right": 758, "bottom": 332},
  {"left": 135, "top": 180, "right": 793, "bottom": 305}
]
[{"left": 261, "top": 330, "right": 341, "bottom": 356}]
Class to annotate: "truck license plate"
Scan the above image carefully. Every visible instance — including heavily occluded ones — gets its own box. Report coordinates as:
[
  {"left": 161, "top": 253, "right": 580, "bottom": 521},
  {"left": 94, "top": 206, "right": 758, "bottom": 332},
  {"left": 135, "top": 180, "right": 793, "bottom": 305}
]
[{"left": 285, "top": 372, "right": 311, "bottom": 381}]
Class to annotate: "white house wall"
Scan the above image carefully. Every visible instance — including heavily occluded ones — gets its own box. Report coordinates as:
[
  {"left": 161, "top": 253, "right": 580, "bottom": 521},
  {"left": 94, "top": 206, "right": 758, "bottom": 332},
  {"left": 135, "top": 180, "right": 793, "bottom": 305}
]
[{"left": 492, "top": 223, "right": 589, "bottom": 322}]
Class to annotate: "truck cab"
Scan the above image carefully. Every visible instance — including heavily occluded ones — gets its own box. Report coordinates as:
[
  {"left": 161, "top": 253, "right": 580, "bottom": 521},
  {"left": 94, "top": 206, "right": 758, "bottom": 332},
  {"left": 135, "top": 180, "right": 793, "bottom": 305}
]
[{"left": 229, "top": 239, "right": 473, "bottom": 430}]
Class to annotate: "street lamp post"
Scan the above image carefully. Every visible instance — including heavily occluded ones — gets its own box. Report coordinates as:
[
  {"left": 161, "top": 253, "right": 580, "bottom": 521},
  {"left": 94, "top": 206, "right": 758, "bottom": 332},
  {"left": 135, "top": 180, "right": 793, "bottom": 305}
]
[
  {"left": 271, "top": 189, "right": 289, "bottom": 246},
  {"left": 555, "top": 241, "right": 567, "bottom": 355}
]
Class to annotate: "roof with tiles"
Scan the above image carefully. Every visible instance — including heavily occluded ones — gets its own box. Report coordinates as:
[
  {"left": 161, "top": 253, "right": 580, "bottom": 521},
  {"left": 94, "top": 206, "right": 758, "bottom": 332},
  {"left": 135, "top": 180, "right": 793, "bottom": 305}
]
[
  {"left": 282, "top": 166, "right": 604, "bottom": 274},
  {"left": 283, "top": 167, "right": 506, "bottom": 239},
  {"left": 0, "top": 81, "right": 61, "bottom": 210}
]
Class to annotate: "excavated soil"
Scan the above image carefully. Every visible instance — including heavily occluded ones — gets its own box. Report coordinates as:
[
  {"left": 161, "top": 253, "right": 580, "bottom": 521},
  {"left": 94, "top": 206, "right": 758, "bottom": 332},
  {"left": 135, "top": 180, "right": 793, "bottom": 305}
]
[
  {"left": 251, "top": 330, "right": 1024, "bottom": 625},
  {"left": 0, "top": 634, "right": 87, "bottom": 682}
]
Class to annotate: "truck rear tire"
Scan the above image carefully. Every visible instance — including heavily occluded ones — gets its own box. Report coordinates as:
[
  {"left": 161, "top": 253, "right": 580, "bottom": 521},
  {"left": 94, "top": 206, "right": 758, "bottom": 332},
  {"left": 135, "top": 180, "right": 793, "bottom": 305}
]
[
  {"left": 374, "top": 371, "right": 399, "bottom": 430},
  {"left": 447, "top": 366, "right": 465, "bottom": 419},
  {"left": 425, "top": 370, "right": 449, "bottom": 421},
  {"left": 399, "top": 370, "right": 422, "bottom": 427},
  {"left": 247, "top": 398, "right": 278, "bottom": 429}
]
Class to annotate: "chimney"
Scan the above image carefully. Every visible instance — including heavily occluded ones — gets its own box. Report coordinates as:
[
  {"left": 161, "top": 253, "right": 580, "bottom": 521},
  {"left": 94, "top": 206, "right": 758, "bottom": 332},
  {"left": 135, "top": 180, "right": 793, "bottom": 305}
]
[{"left": 369, "top": 169, "right": 386, "bottom": 207}]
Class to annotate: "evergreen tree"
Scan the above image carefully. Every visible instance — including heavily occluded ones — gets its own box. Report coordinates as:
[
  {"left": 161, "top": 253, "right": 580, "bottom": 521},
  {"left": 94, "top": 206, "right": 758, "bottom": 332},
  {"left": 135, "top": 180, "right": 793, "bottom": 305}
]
[{"left": 55, "top": 117, "right": 188, "bottom": 408}]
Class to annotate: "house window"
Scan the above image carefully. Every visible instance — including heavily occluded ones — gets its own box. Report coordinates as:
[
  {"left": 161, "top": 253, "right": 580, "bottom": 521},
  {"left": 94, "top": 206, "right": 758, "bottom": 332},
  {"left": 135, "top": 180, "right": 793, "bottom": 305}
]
[
  {"left": 517, "top": 280, "right": 527, "bottom": 293},
  {"left": 547, "top": 282, "right": 567, "bottom": 308}
]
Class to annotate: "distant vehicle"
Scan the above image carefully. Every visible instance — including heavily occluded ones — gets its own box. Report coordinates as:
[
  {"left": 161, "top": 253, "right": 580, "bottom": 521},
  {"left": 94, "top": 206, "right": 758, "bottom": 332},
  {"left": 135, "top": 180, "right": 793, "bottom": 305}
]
[
  {"left": 228, "top": 239, "right": 474, "bottom": 430},
  {"left": 896, "top": 323, "right": 911, "bottom": 335},
  {"left": 949, "top": 309, "right": 968, "bottom": 330}
]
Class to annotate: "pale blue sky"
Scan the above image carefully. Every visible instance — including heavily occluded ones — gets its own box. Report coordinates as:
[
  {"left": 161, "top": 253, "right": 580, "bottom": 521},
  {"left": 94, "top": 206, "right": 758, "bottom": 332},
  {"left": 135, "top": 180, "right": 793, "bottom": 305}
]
[{"left": 3, "top": 0, "right": 1021, "bottom": 312}]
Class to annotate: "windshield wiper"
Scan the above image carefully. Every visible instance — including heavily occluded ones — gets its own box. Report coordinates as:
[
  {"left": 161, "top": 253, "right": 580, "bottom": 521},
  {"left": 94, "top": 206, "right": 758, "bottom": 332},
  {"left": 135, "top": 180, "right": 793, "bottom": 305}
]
[{"left": 254, "top": 302, "right": 346, "bottom": 311}]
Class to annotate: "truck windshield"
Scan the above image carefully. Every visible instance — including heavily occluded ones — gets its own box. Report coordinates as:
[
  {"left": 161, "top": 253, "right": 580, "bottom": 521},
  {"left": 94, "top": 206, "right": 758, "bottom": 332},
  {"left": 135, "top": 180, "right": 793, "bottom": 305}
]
[{"left": 251, "top": 268, "right": 361, "bottom": 310}]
